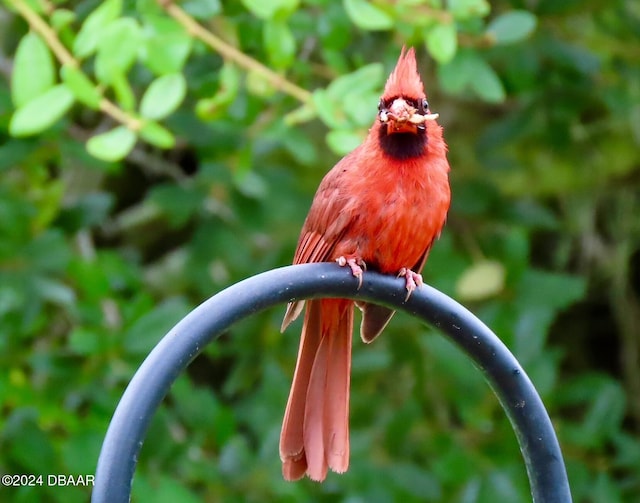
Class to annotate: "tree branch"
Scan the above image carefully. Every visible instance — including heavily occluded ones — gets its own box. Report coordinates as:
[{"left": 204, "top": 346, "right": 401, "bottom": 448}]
[
  {"left": 9, "top": 0, "right": 143, "bottom": 131},
  {"left": 159, "top": 1, "right": 313, "bottom": 105}
]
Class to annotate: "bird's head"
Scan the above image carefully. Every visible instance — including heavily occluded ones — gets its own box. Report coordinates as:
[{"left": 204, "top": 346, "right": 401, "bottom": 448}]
[{"left": 378, "top": 47, "right": 439, "bottom": 136}]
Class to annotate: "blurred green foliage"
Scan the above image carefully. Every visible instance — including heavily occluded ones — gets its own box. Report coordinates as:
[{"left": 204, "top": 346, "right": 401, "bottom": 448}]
[{"left": 1, "top": 0, "right": 639, "bottom": 501}]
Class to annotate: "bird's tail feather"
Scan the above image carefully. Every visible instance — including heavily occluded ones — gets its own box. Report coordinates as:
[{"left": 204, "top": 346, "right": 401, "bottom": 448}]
[{"left": 280, "top": 299, "right": 353, "bottom": 481}]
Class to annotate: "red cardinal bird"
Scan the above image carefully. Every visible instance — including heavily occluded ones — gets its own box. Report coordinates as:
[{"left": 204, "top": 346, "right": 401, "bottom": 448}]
[{"left": 279, "top": 47, "right": 451, "bottom": 482}]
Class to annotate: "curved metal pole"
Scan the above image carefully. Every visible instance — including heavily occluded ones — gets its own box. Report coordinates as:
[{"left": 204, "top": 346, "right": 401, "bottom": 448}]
[{"left": 92, "top": 263, "right": 572, "bottom": 503}]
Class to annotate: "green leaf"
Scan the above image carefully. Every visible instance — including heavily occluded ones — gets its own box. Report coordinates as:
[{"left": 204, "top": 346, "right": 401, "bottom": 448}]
[
  {"left": 9, "top": 84, "right": 75, "bottom": 136},
  {"left": 481, "top": 471, "right": 523, "bottom": 502},
  {"left": 110, "top": 71, "right": 136, "bottom": 111},
  {"left": 487, "top": 11, "right": 537, "bottom": 45},
  {"left": 326, "top": 63, "right": 384, "bottom": 101},
  {"left": 438, "top": 51, "right": 506, "bottom": 103},
  {"left": 437, "top": 51, "right": 473, "bottom": 94},
  {"left": 50, "top": 8, "right": 76, "bottom": 32},
  {"left": 326, "top": 129, "right": 365, "bottom": 155},
  {"left": 276, "top": 126, "right": 318, "bottom": 164},
  {"left": 195, "top": 63, "right": 240, "bottom": 120},
  {"left": 5, "top": 413, "right": 56, "bottom": 475},
  {"left": 61, "top": 65, "right": 101, "bottom": 109},
  {"left": 140, "top": 16, "right": 193, "bottom": 75},
  {"left": 123, "top": 298, "right": 191, "bottom": 355},
  {"left": 234, "top": 169, "right": 267, "bottom": 199},
  {"left": 11, "top": 33, "right": 55, "bottom": 108},
  {"left": 264, "top": 18, "right": 296, "bottom": 69},
  {"left": 246, "top": 69, "right": 277, "bottom": 98},
  {"left": 344, "top": 0, "right": 393, "bottom": 30},
  {"left": 139, "top": 73, "right": 187, "bottom": 120},
  {"left": 455, "top": 260, "right": 506, "bottom": 301},
  {"left": 136, "top": 0, "right": 164, "bottom": 17},
  {"left": 560, "top": 376, "right": 626, "bottom": 449},
  {"left": 241, "top": 0, "right": 299, "bottom": 19},
  {"left": 14, "top": 0, "right": 46, "bottom": 14},
  {"left": 217, "top": 62, "right": 241, "bottom": 97},
  {"left": 240, "top": 0, "right": 275, "bottom": 19},
  {"left": 86, "top": 126, "right": 137, "bottom": 162},
  {"left": 343, "top": 90, "right": 379, "bottom": 127},
  {"left": 283, "top": 102, "right": 317, "bottom": 126},
  {"left": 313, "top": 89, "right": 347, "bottom": 129},
  {"left": 95, "top": 18, "right": 142, "bottom": 84},
  {"left": 59, "top": 192, "right": 114, "bottom": 231},
  {"left": 591, "top": 473, "right": 624, "bottom": 503},
  {"left": 33, "top": 276, "right": 76, "bottom": 307},
  {"left": 133, "top": 475, "right": 201, "bottom": 503},
  {"left": 149, "top": 184, "right": 203, "bottom": 227},
  {"left": 470, "top": 60, "right": 506, "bottom": 103},
  {"left": 449, "top": 0, "right": 490, "bottom": 20},
  {"left": 69, "top": 327, "right": 102, "bottom": 355},
  {"left": 0, "top": 140, "right": 34, "bottom": 172},
  {"left": 139, "top": 121, "right": 176, "bottom": 149},
  {"left": 61, "top": 430, "right": 104, "bottom": 475},
  {"left": 73, "top": 0, "right": 123, "bottom": 58},
  {"left": 316, "top": 63, "right": 384, "bottom": 128},
  {"left": 182, "top": 0, "right": 222, "bottom": 19},
  {"left": 171, "top": 377, "right": 236, "bottom": 443},
  {"left": 426, "top": 23, "right": 458, "bottom": 64},
  {"left": 581, "top": 380, "right": 626, "bottom": 443},
  {"left": 27, "top": 230, "right": 71, "bottom": 273},
  {"left": 388, "top": 464, "right": 441, "bottom": 500},
  {"left": 515, "top": 269, "right": 586, "bottom": 311}
]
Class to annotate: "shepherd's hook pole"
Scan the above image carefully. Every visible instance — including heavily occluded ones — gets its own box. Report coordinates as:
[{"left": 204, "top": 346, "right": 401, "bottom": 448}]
[{"left": 92, "top": 263, "right": 572, "bottom": 503}]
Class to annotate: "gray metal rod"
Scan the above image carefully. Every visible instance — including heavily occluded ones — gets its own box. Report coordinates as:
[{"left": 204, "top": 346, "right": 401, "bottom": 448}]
[{"left": 92, "top": 262, "right": 572, "bottom": 502}]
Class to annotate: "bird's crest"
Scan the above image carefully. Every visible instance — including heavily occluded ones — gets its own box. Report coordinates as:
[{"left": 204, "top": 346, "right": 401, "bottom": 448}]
[{"left": 383, "top": 47, "right": 425, "bottom": 100}]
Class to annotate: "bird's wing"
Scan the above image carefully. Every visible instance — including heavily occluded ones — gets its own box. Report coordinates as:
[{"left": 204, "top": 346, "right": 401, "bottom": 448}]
[{"left": 281, "top": 162, "right": 356, "bottom": 331}]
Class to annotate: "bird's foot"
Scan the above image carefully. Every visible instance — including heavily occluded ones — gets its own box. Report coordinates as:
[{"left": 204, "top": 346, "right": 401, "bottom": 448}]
[
  {"left": 337, "top": 256, "right": 366, "bottom": 289},
  {"left": 398, "top": 268, "right": 423, "bottom": 301}
]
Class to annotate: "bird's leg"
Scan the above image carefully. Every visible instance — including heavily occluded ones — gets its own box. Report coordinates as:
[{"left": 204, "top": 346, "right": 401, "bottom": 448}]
[
  {"left": 398, "top": 267, "right": 423, "bottom": 301},
  {"left": 336, "top": 256, "right": 366, "bottom": 289}
]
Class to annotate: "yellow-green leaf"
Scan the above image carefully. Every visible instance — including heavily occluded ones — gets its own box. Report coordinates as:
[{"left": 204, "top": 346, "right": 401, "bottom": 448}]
[
  {"left": 246, "top": 69, "right": 277, "bottom": 98},
  {"left": 326, "top": 129, "right": 365, "bottom": 156},
  {"left": 51, "top": 9, "right": 76, "bottom": 32},
  {"left": 449, "top": 0, "right": 490, "bottom": 20},
  {"left": 139, "top": 74, "right": 186, "bottom": 120},
  {"left": 240, "top": 0, "right": 298, "bottom": 19},
  {"left": 195, "top": 63, "right": 240, "bottom": 120},
  {"left": 9, "top": 84, "right": 75, "bottom": 136},
  {"left": 426, "top": 23, "right": 458, "bottom": 64},
  {"left": 140, "top": 16, "right": 193, "bottom": 75},
  {"left": 283, "top": 102, "right": 317, "bottom": 126},
  {"left": 264, "top": 18, "right": 296, "bottom": 69},
  {"left": 110, "top": 72, "right": 136, "bottom": 111},
  {"left": 73, "top": 0, "right": 123, "bottom": 58},
  {"left": 313, "top": 89, "right": 347, "bottom": 129},
  {"left": 344, "top": 0, "right": 393, "bottom": 31},
  {"left": 140, "top": 121, "right": 175, "bottom": 149},
  {"left": 61, "top": 65, "right": 101, "bottom": 109},
  {"left": 11, "top": 33, "right": 55, "bottom": 107},
  {"left": 86, "top": 126, "right": 137, "bottom": 162},
  {"left": 95, "top": 18, "right": 141, "bottom": 84},
  {"left": 456, "top": 260, "right": 506, "bottom": 301}
]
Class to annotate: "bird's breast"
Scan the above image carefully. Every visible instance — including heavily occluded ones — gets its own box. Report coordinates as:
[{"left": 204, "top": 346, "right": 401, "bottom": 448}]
[{"left": 333, "top": 156, "right": 450, "bottom": 274}]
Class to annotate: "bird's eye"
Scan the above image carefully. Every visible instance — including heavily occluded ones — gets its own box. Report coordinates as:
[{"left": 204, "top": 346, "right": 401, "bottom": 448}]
[
  {"left": 378, "top": 99, "right": 384, "bottom": 111},
  {"left": 422, "top": 99, "right": 429, "bottom": 112}
]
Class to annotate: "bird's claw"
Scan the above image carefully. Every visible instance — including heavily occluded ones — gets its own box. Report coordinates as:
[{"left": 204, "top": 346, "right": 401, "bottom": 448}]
[
  {"left": 337, "top": 256, "right": 366, "bottom": 289},
  {"left": 398, "top": 267, "right": 423, "bottom": 301}
]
